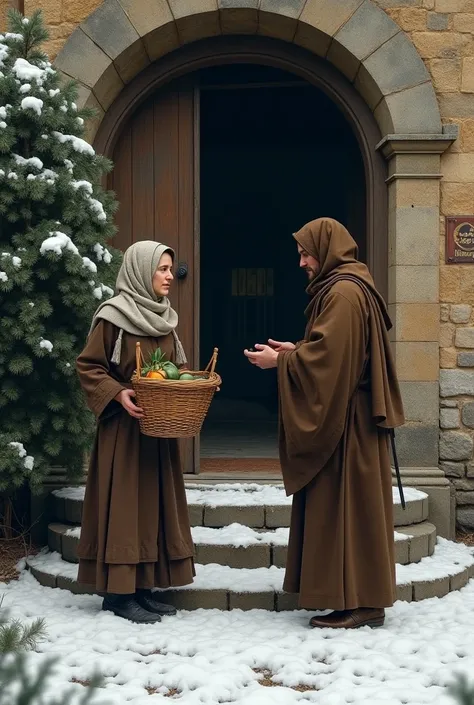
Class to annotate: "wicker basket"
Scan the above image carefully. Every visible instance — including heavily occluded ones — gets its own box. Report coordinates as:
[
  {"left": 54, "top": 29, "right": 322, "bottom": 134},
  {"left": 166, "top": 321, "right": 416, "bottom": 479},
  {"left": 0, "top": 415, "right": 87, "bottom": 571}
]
[{"left": 131, "top": 343, "right": 221, "bottom": 438}]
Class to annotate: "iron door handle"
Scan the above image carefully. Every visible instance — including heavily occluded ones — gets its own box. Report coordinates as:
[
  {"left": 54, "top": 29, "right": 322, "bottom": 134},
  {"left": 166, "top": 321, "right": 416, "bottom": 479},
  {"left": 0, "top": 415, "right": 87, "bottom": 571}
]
[{"left": 176, "top": 262, "right": 188, "bottom": 279}]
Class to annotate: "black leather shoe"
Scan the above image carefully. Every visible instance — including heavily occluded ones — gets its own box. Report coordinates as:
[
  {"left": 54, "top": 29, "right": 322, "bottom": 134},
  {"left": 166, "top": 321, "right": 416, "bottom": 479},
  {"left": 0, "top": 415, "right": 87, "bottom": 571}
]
[
  {"left": 135, "top": 589, "right": 177, "bottom": 616},
  {"left": 102, "top": 595, "right": 162, "bottom": 623}
]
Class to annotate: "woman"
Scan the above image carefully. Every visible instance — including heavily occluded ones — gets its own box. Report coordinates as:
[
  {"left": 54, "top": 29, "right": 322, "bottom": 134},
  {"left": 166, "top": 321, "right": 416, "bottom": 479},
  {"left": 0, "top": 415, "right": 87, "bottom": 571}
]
[{"left": 76, "top": 241, "right": 195, "bottom": 623}]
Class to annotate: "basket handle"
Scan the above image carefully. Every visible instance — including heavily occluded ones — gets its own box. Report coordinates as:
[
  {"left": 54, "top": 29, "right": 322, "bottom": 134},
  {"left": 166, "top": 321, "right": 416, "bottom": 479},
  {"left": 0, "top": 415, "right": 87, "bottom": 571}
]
[
  {"left": 135, "top": 341, "right": 144, "bottom": 377},
  {"left": 204, "top": 347, "right": 218, "bottom": 375}
]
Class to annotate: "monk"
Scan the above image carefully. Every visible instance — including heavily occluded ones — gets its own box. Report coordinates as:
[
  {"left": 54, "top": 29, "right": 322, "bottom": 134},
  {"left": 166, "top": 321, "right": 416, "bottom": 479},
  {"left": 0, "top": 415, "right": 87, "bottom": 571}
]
[{"left": 244, "top": 218, "right": 404, "bottom": 629}]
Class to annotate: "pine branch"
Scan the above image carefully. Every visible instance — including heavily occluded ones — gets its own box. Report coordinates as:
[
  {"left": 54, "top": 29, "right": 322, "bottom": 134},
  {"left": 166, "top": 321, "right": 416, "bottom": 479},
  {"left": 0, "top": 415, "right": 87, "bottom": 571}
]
[{"left": 449, "top": 674, "right": 474, "bottom": 705}]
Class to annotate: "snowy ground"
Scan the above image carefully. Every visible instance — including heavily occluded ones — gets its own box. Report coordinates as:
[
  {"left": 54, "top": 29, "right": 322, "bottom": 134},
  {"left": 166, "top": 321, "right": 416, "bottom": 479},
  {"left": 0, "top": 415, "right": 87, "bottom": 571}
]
[{"left": 2, "top": 568, "right": 474, "bottom": 705}]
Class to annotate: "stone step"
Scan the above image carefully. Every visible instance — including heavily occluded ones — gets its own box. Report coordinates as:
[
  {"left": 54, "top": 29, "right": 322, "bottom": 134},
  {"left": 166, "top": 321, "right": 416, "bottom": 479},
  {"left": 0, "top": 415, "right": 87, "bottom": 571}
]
[
  {"left": 27, "top": 537, "right": 474, "bottom": 609},
  {"left": 48, "top": 520, "right": 437, "bottom": 568},
  {"left": 51, "top": 484, "right": 428, "bottom": 529}
]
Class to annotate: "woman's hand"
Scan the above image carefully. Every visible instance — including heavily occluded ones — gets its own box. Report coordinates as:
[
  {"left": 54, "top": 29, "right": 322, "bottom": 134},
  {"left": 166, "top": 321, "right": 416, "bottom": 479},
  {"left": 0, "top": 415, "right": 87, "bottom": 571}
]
[
  {"left": 267, "top": 338, "right": 296, "bottom": 352},
  {"left": 244, "top": 344, "right": 278, "bottom": 369},
  {"left": 115, "top": 389, "right": 144, "bottom": 419}
]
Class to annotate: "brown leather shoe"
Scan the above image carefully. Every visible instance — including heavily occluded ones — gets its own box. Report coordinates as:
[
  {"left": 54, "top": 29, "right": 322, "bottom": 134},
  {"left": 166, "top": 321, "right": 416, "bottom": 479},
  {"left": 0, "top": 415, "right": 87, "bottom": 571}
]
[{"left": 309, "top": 608, "right": 385, "bottom": 629}]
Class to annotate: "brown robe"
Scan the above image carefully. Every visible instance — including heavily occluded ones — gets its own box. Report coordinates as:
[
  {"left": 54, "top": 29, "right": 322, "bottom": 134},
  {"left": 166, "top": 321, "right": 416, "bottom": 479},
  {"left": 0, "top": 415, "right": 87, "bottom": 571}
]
[
  {"left": 278, "top": 218, "right": 404, "bottom": 611},
  {"left": 75, "top": 320, "right": 195, "bottom": 595}
]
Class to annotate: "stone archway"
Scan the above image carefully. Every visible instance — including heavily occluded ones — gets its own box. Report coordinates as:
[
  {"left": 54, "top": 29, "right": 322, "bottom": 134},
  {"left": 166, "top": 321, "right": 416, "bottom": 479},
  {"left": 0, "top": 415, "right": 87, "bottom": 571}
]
[{"left": 54, "top": 0, "right": 456, "bottom": 537}]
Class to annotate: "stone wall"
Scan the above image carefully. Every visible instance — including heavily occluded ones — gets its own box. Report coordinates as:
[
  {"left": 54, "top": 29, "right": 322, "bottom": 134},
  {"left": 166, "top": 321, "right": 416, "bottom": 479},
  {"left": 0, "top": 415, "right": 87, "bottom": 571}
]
[{"left": 0, "top": 0, "right": 473, "bottom": 526}]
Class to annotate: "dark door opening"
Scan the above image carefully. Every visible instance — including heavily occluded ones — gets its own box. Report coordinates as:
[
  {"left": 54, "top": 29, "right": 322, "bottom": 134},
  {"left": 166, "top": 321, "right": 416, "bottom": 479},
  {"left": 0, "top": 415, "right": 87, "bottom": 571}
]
[{"left": 197, "top": 64, "right": 366, "bottom": 470}]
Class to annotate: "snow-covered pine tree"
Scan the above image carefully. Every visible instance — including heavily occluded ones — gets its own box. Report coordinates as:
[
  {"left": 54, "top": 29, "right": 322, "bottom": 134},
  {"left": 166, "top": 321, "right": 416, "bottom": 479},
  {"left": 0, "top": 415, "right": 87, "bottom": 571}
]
[{"left": 0, "top": 10, "right": 121, "bottom": 514}]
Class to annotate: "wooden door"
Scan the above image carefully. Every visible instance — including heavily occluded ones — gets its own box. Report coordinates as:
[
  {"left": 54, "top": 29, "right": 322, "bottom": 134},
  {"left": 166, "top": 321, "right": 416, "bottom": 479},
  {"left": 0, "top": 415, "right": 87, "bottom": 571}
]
[{"left": 110, "top": 79, "right": 199, "bottom": 472}]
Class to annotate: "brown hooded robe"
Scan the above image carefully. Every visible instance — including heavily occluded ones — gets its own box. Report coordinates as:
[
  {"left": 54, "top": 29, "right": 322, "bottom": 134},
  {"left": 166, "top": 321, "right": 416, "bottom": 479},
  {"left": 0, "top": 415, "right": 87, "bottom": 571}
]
[
  {"left": 277, "top": 218, "right": 404, "bottom": 610},
  {"left": 76, "top": 320, "right": 195, "bottom": 595}
]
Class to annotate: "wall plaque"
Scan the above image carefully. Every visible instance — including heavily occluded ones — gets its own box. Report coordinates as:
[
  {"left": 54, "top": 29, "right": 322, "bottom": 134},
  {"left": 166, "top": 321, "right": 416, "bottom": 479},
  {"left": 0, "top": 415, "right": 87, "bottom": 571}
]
[{"left": 446, "top": 216, "right": 474, "bottom": 264}]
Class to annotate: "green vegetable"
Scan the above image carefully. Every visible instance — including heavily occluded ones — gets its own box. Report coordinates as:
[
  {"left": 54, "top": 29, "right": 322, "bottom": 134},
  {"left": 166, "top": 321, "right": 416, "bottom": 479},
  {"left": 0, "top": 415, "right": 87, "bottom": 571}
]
[
  {"left": 179, "top": 373, "right": 195, "bottom": 381},
  {"left": 162, "top": 362, "right": 180, "bottom": 380}
]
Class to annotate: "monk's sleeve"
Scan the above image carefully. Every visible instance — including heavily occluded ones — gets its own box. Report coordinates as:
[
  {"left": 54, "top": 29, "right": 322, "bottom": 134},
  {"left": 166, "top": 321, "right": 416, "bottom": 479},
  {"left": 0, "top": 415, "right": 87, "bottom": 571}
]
[
  {"left": 277, "top": 290, "right": 368, "bottom": 484},
  {"left": 76, "top": 320, "right": 126, "bottom": 417}
]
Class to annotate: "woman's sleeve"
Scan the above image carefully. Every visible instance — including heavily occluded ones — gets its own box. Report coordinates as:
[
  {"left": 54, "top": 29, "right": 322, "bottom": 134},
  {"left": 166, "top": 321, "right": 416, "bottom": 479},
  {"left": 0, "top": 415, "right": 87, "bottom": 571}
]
[{"left": 76, "top": 320, "right": 126, "bottom": 417}]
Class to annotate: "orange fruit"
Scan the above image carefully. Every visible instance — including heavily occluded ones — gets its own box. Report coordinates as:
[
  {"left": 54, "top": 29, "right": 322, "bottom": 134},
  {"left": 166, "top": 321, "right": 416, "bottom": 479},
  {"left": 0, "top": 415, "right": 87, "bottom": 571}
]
[{"left": 146, "top": 370, "right": 166, "bottom": 379}]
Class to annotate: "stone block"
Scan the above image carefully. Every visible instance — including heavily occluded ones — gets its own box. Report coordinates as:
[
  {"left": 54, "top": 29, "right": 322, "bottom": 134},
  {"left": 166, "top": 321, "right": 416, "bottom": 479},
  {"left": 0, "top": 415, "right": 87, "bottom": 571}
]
[
  {"left": 83, "top": 91, "right": 104, "bottom": 144},
  {"left": 398, "top": 524, "right": 432, "bottom": 562},
  {"left": 62, "top": 533, "right": 78, "bottom": 563},
  {"left": 117, "top": 0, "right": 174, "bottom": 37},
  {"left": 396, "top": 583, "right": 413, "bottom": 602},
  {"left": 441, "top": 304, "right": 450, "bottom": 322},
  {"left": 390, "top": 207, "right": 440, "bottom": 268},
  {"left": 276, "top": 592, "right": 300, "bottom": 611},
  {"left": 362, "top": 31, "right": 430, "bottom": 107},
  {"left": 457, "top": 506, "right": 474, "bottom": 529},
  {"left": 168, "top": 0, "right": 220, "bottom": 44},
  {"left": 391, "top": 179, "right": 440, "bottom": 209},
  {"left": 195, "top": 544, "right": 270, "bottom": 569},
  {"left": 452, "top": 478, "right": 474, "bottom": 490},
  {"left": 413, "top": 576, "right": 450, "bottom": 600},
  {"left": 462, "top": 402, "right": 474, "bottom": 428},
  {"left": 229, "top": 592, "right": 275, "bottom": 610},
  {"left": 219, "top": 5, "right": 258, "bottom": 34},
  {"left": 64, "top": 498, "right": 82, "bottom": 524},
  {"left": 467, "top": 463, "right": 474, "bottom": 477},
  {"left": 399, "top": 381, "right": 439, "bottom": 423},
  {"left": 440, "top": 431, "right": 474, "bottom": 460},
  {"left": 388, "top": 266, "right": 438, "bottom": 305},
  {"left": 47, "top": 523, "right": 64, "bottom": 553},
  {"left": 393, "top": 424, "right": 439, "bottom": 467},
  {"left": 441, "top": 183, "right": 474, "bottom": 216},
  {"left": 436, "top": 0, "right": 474, "bottom": 10},
  {"left": 427, "top": 11, "right": 449, "bottom": 29},
  {"left": 80, "top": 0, "right": 149, "bottom": 84},
  {"left": 188, "top": 505, "right": 204, "bottom": 526},
  {"left": 393, "top": 342, "right": 439, "bottom": 382},
  {"left": 299, "top": 0, "right": 363, "bottom": 38},
  {"left": 439, "top": 93, "right": 474, "bottom": 119},
  {"left": 441, "top": 462, "right": 466, "bottom": 477},
  {"left": 462, "top": 57, "right": 474, "bottom": 93},
  {"left": 29, "top": 565, "right": 57, "bottom": 589},
  {"left": 450, "top": 304, "right": 472, "bottom": 324},
  {"left": 457, "top": 491, "right": 474, "bottom": 505},
  {"left": 456, "top": 328, "right": 474, "bottom": 348},
  {"left": 259, "top": 0, "right": 305, "bottom": 17},
  {"left": 469, "top": 563, "right": 474, "bottom": 579},
  {"left": 260, "top": 10, "right": 301, "bottom": 42},
  {"left": 203, "top": 506, "right": 265, "bottom": 528},
  {"left": 272, "top": 545, "right": 288, "bottom": 568},
  {"left": 390, "top": 304, "right": 439, "bottom": 342},
  {"left": 440, "top": 348, "right": 458, "bottom": 368},
  {"left": 459, "top": 353, "right": 474, "bottom": 367},
  {"left": 450, "top": 568, "right": 469, "bottom": 592},
  {"left": 394, "top": 496, "right": 427, "bottom": 527},
  {"left": 461, "top": 119, "right": 474, "bottom": 152},
  {"left": 430, "top": 59, "right": 461, "bottom": 93},
  {"left": 440, "top": 323, "right": 456, "bottom": 348},
  {"left": 412, "top": 30, "right": 470, "bottom": 60},
  {"left": 164, "top": 588, "right": 227, "bottom": 610},
  {"left": 440, "top": 370, "right": 474, "bottom": 396},
  {"left": 441, "top": 400, "right": 459, "bottom": 408},
  {"left": 443, "top": 154, "right": 474, "bottom": 184},
  {"left": 328, "top": 1, "right": 398, "bottom": 81},
  {"left": 375, "top": 82, "right": 442, "bottom": 135},
  {"left": 265, "top": 505, "right": 291, "bottom": 528},
  {"left": 395, "top": 538, "right": 410, "bottom": 564},
  {"left": 57, "top": 576, "right": 94, "bottom": 595},
  {"left": 440, "top": 408, "right": 460, "bottom": 429},
  {"left": 55, "top": 27, "right": 111, "bottom": 88}
]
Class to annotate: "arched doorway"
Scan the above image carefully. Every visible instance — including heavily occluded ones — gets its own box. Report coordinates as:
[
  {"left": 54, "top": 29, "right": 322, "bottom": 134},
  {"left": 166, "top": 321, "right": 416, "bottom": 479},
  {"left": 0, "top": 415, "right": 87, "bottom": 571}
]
[{"left": 101, "top": 40, "right": 377, "bottom": 473}]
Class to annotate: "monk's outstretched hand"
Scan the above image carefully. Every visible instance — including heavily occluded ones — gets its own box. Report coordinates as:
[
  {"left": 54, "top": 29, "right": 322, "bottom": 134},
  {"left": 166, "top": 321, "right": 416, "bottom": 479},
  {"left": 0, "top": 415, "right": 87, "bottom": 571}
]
[{"left": 243, "top": 344, "right": 278, "bottom": 369}]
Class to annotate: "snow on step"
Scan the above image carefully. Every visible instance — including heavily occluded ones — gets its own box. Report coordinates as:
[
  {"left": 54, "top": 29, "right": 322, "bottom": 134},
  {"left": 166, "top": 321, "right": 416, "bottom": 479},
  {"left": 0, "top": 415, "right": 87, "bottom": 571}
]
[
  {"left": 62, "top": 523, "right": 410, "bottom": 546},
  {"left": 53, "top": 483, "right": 426, "bottom": 506},
  {"left": 28, "top": 538, "right": 474, "bottom": 592}
]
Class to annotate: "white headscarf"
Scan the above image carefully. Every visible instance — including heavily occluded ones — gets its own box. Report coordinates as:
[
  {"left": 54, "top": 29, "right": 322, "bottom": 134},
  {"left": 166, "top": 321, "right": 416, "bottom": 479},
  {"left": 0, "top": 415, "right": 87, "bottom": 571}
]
[{"left": 90, "top": 240, "right": 187, "bottom": 365}]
